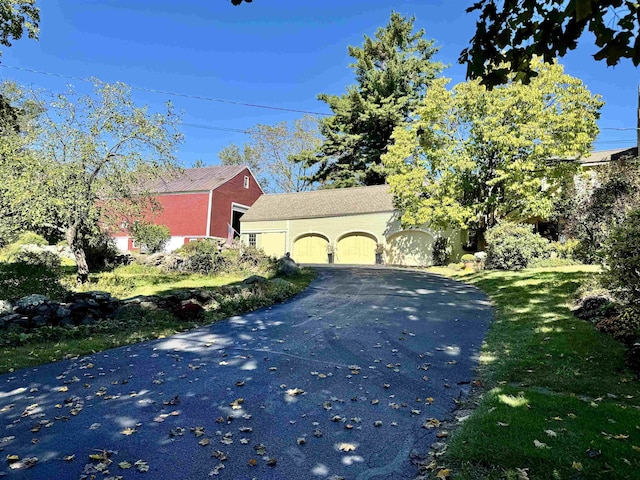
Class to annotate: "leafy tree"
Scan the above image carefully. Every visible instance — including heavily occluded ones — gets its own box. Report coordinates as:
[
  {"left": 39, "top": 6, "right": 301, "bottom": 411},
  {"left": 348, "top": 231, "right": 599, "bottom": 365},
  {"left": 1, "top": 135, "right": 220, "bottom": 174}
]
[
  {"left": 300, "top": 12, "right": 443, "bottom": 188},
  {"left": 218, "top": 142, "right": 264, "bottom": 185},
  {"left": 219, "top": 115, "right": 320, "bottom": 193},
  {"left": 131, "top": 222, "right": 171, "bottom": 254},
  {"left": 462, "top": 0, "right": 640, "bottom": 86},
  {"left": 0, "top": 0, "right": 39, "bottom": 54},
  {"left": 560, "top": 157, "right": 640, "bottom": 262},
  {"left": 602, "top": 209, "right": 640, "bottom": 305},
  {"left": 0, "top": 1, "right": 40, "bottom": 127},
  {"left": 0, "top": 80, "right": 182, "bottom": 283},
  {"left": 382, "top": 59, "right": 602, "bottom": 241}
]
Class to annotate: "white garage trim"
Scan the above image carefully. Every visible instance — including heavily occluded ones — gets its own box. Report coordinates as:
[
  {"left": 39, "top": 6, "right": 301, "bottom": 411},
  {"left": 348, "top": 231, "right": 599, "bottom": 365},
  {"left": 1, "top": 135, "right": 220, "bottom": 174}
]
[{"left": 335, "top": 229, "right": 379, "bottom": 243}]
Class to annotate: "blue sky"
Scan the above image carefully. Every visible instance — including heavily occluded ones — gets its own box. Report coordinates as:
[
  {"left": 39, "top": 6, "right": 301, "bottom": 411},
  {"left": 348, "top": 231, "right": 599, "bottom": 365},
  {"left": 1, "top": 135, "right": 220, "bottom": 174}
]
[{"left": 1, "top": 0, "right": 638, "bottom": 167}]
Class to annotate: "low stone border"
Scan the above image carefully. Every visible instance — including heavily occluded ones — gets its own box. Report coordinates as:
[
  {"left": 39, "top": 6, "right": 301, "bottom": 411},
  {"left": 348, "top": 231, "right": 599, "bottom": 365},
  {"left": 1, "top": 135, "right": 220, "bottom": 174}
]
[{"left": 0, "top": 274, "right": 281, "bottom": 333}]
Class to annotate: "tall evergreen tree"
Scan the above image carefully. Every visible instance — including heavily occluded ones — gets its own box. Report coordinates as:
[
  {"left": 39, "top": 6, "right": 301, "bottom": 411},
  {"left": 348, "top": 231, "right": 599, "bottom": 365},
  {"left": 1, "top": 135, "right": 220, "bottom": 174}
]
[{"left": 302, "top": 12, "right": 443, "bottom": 187}]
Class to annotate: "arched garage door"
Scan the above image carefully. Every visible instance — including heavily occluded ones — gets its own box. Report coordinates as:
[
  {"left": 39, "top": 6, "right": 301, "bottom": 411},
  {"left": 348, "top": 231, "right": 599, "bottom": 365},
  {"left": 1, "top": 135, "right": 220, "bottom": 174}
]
[
  {"left": 386, "top": 231, "right": 433, "bottom": 266},
  {"left": 336, "top": 233, "right": 377, "bottom": 265},
  {"left": 293, "top": 234, "right": 329, "bottom": 264}
]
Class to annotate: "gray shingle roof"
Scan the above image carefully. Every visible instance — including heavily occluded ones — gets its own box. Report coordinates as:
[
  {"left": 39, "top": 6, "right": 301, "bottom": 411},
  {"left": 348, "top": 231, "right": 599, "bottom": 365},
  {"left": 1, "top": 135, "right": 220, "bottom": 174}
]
[
  {"left": 144, "top": 165, "right": 250, "bottom": 193},
  {"left": 579, "top": 147, "right": 638, "bottom": 167},
  {"left": 241, "top": 184, "right": 395, "bottom": 222}
]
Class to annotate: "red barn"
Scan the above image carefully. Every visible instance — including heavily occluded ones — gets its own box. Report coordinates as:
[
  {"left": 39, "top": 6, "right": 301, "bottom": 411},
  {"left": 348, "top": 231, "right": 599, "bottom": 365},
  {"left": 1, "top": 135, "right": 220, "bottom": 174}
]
[{"left": 113, "top": 165, "right": 263, "bottom": 252}]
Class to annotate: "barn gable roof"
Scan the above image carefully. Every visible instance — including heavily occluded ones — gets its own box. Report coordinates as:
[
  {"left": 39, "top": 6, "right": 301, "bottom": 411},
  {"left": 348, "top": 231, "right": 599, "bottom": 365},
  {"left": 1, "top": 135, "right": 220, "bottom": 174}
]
[
  {"left": 241, "top": 184, "right": 395, "bottom": 222},
  {"left": 144, "top": 165, "right": 254, "bottom": 193}
]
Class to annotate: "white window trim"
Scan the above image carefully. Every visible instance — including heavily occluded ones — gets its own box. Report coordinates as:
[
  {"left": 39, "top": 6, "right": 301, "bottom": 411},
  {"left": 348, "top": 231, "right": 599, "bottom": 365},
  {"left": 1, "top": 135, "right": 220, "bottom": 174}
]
[
  {"left": 231, "top": 202, "right": 250, "bottom": 237},
  {"left": 206, "top": 190, "right": 213, "bottom": 237},
  {"left": 243, "top": 175, "right": 250, "bottom": 189}
]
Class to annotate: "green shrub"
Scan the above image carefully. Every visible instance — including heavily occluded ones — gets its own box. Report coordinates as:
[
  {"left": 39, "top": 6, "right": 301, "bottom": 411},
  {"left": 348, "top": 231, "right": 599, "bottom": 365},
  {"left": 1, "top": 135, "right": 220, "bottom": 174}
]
[
  {"left": 13, "top": 247, "right": 61, "bottom": 270},
  {"left": 595, "top": 307, "right": 640, "bottom": 345},
  {"left": 529, "top": 257, "right": 578, "bottom": 268},
  {"left": 432, "top": 237, "right": 451, "bottom": 266},
  {"left": 0, "top": 263, "right": 67, "bottom": 301},
  {"left": 84, "top": 231, "right": 123, "bottom": 271},
  {"left": 177, "top": 238, "right": 220, "bottom": 256},
  {"left": 551, "top": 238, "right": 581, "bottom": 260},
  {"left": 485, "top": 222, "right": 550, "bottom": 270},
  {"left": 1, "top": 231, "right": 49, "bottom": 261},
  {"left": 13, "top": 231, "right": 48, "bottom": 247},
  {"left": 173, "top": 241, "right": 276, "bottom": 276},
  {"left": 131, "top": 223, "right": 171, "bottom": 253},
  {"left": 602, "top": 209, "right": 640, "bottom": 305},
  {"left": 461, "top": 253, "right": 475, "bottom": 262}
]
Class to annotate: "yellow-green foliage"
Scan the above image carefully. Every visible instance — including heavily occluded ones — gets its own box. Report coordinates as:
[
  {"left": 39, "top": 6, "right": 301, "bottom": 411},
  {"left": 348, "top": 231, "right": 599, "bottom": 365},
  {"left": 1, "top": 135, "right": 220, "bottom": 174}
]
[{"left": 382, "top": 58, "right": 602, "bottom": 232}]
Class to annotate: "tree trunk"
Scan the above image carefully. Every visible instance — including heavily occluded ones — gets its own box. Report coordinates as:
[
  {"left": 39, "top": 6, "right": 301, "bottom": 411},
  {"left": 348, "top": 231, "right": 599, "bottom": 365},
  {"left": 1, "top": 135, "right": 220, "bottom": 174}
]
[{"left": 66, "top": 225, "right": 90, "bottom": 284}]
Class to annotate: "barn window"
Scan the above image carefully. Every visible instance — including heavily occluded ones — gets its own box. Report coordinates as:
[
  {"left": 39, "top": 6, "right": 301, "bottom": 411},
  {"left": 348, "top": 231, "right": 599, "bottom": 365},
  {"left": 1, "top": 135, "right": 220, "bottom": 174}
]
[
  {"left": 248, "top": 233, "right": 257, "bottom": 247},
  {"left": 244, "top": 175, "right": 250, "bottom": 189}
]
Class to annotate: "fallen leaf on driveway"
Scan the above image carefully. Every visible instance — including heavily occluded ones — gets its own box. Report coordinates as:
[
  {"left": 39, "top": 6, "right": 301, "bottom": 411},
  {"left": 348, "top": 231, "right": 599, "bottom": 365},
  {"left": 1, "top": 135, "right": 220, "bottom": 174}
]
[
  {"left": 286, "top": 388, "right": 304, "bottom": 397},
  {"left": 338, "top": 443, "right": 356, "bottom": 452},
  {"left": 211, "top": 450, "right": 228, "bottom": 461},
  {"left": 423, "top": 418, "right": 441, "bottom": 429},
  {"left": 9, "top": 457, "right": 38, "bottom": 470}
]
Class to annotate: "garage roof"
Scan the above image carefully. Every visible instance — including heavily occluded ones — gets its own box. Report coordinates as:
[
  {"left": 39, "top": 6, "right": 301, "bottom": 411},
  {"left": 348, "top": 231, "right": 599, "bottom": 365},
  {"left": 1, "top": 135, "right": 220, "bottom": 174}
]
[
  {"left": 241, "top": 184, "right": 395, "bottom": 222},
  {"left": 579, "top": 147, "right": 638, "bottom": 167}
]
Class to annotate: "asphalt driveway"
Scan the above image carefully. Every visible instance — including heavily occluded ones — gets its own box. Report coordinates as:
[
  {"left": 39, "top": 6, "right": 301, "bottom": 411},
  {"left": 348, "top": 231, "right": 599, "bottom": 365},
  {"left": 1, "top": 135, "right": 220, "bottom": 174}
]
[{"left": 0, "top": 267, "right": 492, "bottom": 479}]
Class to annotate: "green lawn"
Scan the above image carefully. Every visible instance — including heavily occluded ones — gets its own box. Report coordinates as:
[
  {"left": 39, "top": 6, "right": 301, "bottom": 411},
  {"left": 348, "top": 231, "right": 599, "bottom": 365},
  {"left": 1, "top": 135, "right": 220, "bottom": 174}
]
[
  {"left": 432, "top": 266, "right": 640, "bottom": 480},
  {"left": 66, "top": 263, "right": 254, "bottom": 298},
  {"left": 0, "top": 263, "right": 315, "bottom": 373}
]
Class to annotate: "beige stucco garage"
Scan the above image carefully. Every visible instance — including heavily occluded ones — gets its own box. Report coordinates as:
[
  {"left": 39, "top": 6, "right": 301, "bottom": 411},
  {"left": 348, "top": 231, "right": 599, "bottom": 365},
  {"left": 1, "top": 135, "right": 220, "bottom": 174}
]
[{"left": 240, "top": 184, "right": 466, "bottom": 266}]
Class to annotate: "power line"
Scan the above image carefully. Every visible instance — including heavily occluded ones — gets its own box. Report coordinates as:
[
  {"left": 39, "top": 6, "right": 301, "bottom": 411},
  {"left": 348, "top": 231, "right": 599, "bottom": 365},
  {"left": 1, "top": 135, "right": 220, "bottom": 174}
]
[
  {"left": 182, "top": 122, "right": 248, "bottom": 134},
  {"left": 0, "top": 63, "right": 331, "bottom": 117}
]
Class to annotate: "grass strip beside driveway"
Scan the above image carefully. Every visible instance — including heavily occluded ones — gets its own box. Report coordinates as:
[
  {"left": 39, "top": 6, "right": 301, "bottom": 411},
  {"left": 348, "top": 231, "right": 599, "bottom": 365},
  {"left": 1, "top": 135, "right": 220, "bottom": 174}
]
[{"left": 436, "top": 266, "right": 640, "bottom": 479}]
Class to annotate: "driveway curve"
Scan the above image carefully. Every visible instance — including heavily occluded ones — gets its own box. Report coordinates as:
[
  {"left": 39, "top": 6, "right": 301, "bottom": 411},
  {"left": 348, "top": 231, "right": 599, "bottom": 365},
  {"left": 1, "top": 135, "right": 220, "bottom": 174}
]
[{"left": 0, "top": 267, "right": 492, "bottom": 480}]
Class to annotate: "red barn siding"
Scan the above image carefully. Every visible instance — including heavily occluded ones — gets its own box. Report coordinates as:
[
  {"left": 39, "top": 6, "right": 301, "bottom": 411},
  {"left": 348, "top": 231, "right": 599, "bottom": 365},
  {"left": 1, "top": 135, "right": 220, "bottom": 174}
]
[
  {"left": 153, "top": 192, "right": 210, "bottom": 236},
  {"left": 210, "top": 169, "right": 263, "bottom": 238}
]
